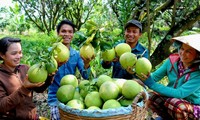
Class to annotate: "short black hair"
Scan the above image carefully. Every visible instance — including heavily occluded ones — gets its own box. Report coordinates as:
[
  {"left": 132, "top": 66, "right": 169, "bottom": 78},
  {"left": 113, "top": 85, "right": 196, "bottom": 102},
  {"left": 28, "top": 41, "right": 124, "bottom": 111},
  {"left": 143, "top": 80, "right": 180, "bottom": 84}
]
[
  {"left": 0, "top": 37, "right": 21, "bottom": 60},
  {"left": 56, "top": 19, "right": 76, "bottom": 33}
]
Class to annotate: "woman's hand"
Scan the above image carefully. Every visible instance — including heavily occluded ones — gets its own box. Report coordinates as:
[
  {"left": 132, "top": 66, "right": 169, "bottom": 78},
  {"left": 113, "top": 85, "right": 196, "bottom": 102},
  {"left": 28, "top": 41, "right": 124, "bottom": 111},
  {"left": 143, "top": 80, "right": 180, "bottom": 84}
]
[
  {"left": 23, "top": 75, "right": 45, "bottom": 89},
  {"left": 136, "top": 72, "right": 150, "bottom": 81},
  {"left": 133, "top": 78, "right": 146, "bottom": 87}
]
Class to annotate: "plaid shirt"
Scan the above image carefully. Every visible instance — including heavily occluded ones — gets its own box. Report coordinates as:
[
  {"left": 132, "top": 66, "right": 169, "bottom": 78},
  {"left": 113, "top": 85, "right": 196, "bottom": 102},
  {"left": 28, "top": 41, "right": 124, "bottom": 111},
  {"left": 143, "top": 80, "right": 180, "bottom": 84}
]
[{"left": 148, "top": 91, "right": 200, "bottom": 120}]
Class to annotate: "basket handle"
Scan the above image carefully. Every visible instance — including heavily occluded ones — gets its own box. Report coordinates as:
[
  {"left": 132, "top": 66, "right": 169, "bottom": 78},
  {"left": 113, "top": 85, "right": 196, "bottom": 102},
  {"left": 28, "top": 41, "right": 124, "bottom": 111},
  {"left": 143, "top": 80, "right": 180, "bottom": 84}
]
[{"left": 132, "top": 91, "right": 148, "bottom": 107}]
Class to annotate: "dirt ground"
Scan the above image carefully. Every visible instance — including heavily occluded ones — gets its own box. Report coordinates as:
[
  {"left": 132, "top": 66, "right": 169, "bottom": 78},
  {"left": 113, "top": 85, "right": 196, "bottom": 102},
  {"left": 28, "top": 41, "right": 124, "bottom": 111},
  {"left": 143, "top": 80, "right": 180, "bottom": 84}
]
[{"left": 33, "top": 91, "right": 51, "bottom": 119}]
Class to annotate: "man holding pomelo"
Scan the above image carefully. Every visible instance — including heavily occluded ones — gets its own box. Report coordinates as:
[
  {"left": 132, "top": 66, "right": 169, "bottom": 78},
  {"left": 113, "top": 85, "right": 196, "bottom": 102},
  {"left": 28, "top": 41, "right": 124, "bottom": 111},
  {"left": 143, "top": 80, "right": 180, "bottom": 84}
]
[
  {"left": 47, "top": 19, "right": 94, "bottom": 120},
  {"left": 102, "top": 19, "right": 149, "bottom": 79}
]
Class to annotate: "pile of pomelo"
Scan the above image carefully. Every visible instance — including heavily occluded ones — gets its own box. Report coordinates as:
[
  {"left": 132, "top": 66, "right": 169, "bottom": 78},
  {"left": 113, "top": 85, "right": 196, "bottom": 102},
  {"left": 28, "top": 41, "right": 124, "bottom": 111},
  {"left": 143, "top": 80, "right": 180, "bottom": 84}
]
[{"left": 56, "top": 74, "right": 144, "bottom": 110}]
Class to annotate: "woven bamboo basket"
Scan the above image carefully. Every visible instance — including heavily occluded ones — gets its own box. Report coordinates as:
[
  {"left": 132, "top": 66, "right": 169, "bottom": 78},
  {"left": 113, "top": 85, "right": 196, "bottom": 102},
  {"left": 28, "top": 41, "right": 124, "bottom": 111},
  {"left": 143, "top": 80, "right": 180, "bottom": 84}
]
[{"left": 59, "top": 91, "right": 148, "bottom": 120}]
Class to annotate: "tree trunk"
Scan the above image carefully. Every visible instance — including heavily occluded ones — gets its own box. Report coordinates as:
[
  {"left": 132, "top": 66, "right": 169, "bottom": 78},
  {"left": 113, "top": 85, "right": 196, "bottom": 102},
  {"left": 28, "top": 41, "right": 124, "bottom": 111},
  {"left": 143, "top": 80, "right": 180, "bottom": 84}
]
[{"left": 150, "top": 6, "right": 200, "bottom": 68}]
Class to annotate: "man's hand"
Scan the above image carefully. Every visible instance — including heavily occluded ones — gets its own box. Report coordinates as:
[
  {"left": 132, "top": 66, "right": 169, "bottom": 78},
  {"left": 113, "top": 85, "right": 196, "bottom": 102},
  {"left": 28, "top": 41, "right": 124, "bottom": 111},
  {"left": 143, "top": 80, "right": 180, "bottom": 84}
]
[
  {"left": 126, "top": 66, "right": 135, "bottom": 74},
  {"left": 81, "top": 54, "right": 95, "bottom": 68},
  {"left": 57, "top": 58, "right": 69, "bottom": 67},
  {"left": 112, "top": 57, "right": 119, "bottom": 62}
]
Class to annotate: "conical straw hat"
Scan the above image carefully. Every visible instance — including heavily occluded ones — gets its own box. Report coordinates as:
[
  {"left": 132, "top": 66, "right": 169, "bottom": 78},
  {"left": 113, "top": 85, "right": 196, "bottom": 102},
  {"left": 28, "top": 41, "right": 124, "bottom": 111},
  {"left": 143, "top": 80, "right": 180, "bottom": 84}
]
[{"left": 172, "top": 34, "right": 200, "bottom": 52}]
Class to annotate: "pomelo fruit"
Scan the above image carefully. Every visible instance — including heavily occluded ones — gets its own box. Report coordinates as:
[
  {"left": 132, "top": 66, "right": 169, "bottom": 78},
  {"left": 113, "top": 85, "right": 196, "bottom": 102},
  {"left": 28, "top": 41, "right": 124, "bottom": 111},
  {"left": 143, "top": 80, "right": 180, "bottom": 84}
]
[
  {"left": 115, "top": 43, "right": 131, "bottom": 57},
  {"left": 56, "top": 85, "right": 75, "bottom": 104},
  {"left": 46, "top": 56, "right": 58, "bottom": 74},
  {"left": 102, "top": 99, "right": 121, "bottom": 109},
  {"left": 87, "top": 106, "right": 101, "bottom": 110},
  {"left": 113, "top": 78, "right": 126, "bottom": 94},
  {"left": 73, "top": 90, "right": 83, "bottom": 101},
  {"left": 80, "top": 43, "right": 95, "bottom": 60},
  {"left": 53, "top": 42, "right": 70, "bottom": 63},
  {"left": 135, "top": 57, "right": 152, "bottom": 78},
  {"left": 67, "top": 99, "right": 85, "bottom": 109},
  {"left": 101, "top": 48, "right": 115, "bottom": 61},
  {"left": 79, "top": 80, "right": 90, "bottom": 89},
  {"left": 119, "top": 98, "right": 133, "bottom": 107},
  {"left": 84, "top": 91, "right": 103, "bottom": 108},
  {"left": 28, "top": 63, "right": 48, "bottom": 83},
  {"left": 119, "top": 52, "right": 137, "bottom": 69},
  {"left": 99, "top": 81, "right": 119, "bottom": 101},
  {"left": 60, "top": 74, "right": 78, "bottom": 87},
  {"left": 96, "top": 74, "right": 113, "bottom": 88},
  {"left": 122, "top": 80, "right": 143, "bottom": 99}
]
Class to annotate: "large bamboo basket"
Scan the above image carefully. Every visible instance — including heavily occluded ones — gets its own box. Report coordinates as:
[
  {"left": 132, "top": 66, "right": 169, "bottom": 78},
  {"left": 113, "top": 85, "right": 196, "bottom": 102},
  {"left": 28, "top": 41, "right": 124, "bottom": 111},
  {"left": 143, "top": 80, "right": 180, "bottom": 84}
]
[{"left": 59, "top": 91, "right": 148, "bottom": 120}]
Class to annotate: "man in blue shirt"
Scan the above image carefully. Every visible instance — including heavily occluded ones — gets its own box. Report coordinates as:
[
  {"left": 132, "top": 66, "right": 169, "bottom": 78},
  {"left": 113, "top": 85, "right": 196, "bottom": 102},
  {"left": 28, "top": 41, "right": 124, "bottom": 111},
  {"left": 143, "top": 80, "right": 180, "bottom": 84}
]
[
  {"left": 47, "top": 19, "right": 93, "bottom": 120},
  {"left": 102, "top": 19, "right": 149, "bottom": 79}
]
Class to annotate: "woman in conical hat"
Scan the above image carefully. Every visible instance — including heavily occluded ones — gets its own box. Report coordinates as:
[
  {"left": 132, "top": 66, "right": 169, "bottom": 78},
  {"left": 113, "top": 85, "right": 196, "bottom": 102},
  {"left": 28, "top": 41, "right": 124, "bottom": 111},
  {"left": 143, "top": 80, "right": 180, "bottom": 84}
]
[{"left": 139, "top": 34, "right": 200, "bottom": 120}]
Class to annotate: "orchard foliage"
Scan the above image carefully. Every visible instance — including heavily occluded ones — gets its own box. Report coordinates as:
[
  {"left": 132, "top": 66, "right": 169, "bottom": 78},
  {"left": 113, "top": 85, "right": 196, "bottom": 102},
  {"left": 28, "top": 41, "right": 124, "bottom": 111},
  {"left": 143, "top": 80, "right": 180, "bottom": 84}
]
[{"left": 0, "top": 0, "right": 200, "bottom": 69}]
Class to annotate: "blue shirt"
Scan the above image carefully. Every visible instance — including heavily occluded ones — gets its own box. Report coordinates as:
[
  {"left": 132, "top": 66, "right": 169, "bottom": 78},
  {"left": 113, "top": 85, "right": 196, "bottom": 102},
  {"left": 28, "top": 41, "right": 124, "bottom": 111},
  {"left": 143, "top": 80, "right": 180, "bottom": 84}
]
[
  {"left": 47, "top": 47, "right": 90, "bottom": 106},
  {"left": 102, "top": 40, "right": 149, "bottom": 79}
]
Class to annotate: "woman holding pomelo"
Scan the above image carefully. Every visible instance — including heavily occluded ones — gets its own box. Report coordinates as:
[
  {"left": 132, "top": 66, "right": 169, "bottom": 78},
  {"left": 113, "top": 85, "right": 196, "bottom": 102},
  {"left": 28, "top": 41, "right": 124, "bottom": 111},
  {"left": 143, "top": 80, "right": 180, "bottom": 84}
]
[
  {"left": 138, "top": 34, "right": 200, "bottom": 120},
  {"left": 0, "top": 37, "right": 54, "bottom": 120}
]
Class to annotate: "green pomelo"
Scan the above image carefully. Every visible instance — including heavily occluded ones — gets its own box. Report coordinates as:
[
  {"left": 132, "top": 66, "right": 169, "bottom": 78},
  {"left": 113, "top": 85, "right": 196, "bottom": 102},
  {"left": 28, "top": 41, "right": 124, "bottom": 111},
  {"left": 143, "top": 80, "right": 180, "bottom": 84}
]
[
  {"left": 60, "top": 74, "right": 78, "bottom": 87},
  {"left": 79, "top": 80, "right": 90, "bottom": 89},
  {"left": 115, "top": 43, "right": 131, "bottom": 57},
  {"left": 102, "top": 99, "right": 121, "bottom": 109},
  {"left": 119, "top": 52, "right": 137, "bottom": 69},
  {"left": 113, "top": 78, "right": 126, "bottom": 94},
  {"left": 80, "top": 43, "right": 95, "bottom": 60},
  {"left": 96, "top": 74, "right": 113, "bottom": 88},
  {"left": 73, "top": 90, "right": 83, "bottom": 101},
  {"left": 101, "top": 48, "right": 115, "bottom": 61},
  {"left": 122, "top": 80, "right": 143, "bottom": 99},
  {"left": 46, "top": 56, "right": 58, "bottom": 74},
  {"left": 28, "top": 63, "right": 48, "bottom": 83},
  {"left": 84, "top": 91, "right": 103, "bottom": 108},
  {"left": 56, "top": 85, "right": 75, "bottom": 104},
  {"left": 53, "top": 42, "right": 70, "bottom": 63},
  {"left": 66, "top": 99, "right": 85, "bottom": 109},
  {"left": 135, "top": 57, "right": 152, "bottom": 78},
  {"left": 87, "top": 106, "right": 101, "bottom": 110},
  {"left": 119, "top": 99, "right": 133, "bottom": 107},
  {"left": 80, "top": 89, "right": 88, "bottom": 98},
  {"left": 99, "top": 81, "right": 119, "bottom": 101}
]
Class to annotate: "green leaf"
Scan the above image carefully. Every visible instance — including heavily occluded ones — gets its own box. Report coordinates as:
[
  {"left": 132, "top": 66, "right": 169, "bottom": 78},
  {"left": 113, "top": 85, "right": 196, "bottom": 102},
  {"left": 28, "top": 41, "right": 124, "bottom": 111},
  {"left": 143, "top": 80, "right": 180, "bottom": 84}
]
[{"left": 99, "top": 40, "right": 113, "bottom": 51}]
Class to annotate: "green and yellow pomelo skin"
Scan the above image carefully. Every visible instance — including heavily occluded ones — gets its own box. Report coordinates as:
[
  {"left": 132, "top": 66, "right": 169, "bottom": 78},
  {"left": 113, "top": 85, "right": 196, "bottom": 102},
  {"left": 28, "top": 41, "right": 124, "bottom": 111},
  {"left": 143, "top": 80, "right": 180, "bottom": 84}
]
[
  {"left": 28, "top": 63, "right": 48, "bottom": 83},
  {"left": 99, "top": 81, "right": 119, "bottom": 101},
  {"left": 46, "top": 56, "right": 58, "bottom": 74},
  {"left": 60, "top": 74, "right": 78, "bottom": 87},
  {"left": 56, "top": 85, "right": 75, "bottom": 104},
  {"left": 53, "top": 42, "right": 70, "bottom": 63},
  {"left": 115, "top": 43, "right": 131, "bottom": 57},
  {"left": 135, "top": 57, "right": 152, "bottom": 78},
  {"left": 119, "top": 52, "right": 137, "bottom": 69},
  {"left": 80, "top": 43, "right": 95, "bottom": 60},
  {"left": 101, "top": 48, "right": 115, "bottom": 61},
  {"left": 96, "top": 74, "right": 113, "bottom": 88},
  {"left": 84, "top": 91, "right": 103, "bottom": 108},
  {"left": 102, "top": 99, "right": 121, "bottom": 109},
  {"left": 122, "top": 80, "right": 143, "bottom": 99},
  {"left": 66, "top": 99, "right": 85, "bottom": 110}
]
